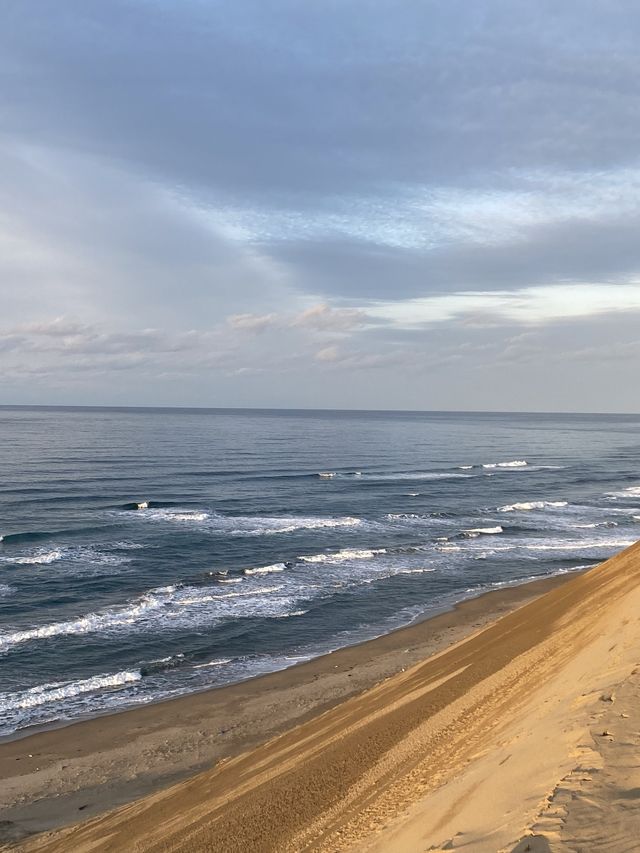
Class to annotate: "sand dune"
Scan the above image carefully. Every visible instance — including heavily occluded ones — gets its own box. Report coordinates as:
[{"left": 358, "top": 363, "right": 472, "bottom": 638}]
[{"left": 8, "top": 542, "right": 640, "bottom": 852}]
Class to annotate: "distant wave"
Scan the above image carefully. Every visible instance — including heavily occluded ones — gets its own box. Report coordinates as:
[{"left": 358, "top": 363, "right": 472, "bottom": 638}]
[
  {"left": 499, "top": 500, "right": 568, "bottom": 512},
  {"left": 118, "top": 499, "right": 178, "bottom": 511},
  {"left": 522, "top": 538, "right": 635, "bottom": 552},
  {"left": 0, "top": 529, "right": 79, "bottom": 545},
  {"left": 319, "top": 470, "right": 469, "bottom": 481},
  {"left": 385, "top": 512, "right": 439, "bottom": 523},
  {"left": 0, "top": 544, "right": 134, "bottom": 569},
  {"left": 299, "top": 548, "right": 386, "bottom": 564},
  {"left": 609, "top": 485, "right": 640, "bottom": 498},
  {"left": 192, "top": 658, "right": 234, "bottom": 670},
  {"left": 396, "top": 567, "right": 435, "bottom": 575},
  {"left": 0, "top": 584, "right": 14, "bottom": 598},
  {"left": 483, "top": 460, "right": 528, "bottom": 469},
  {"left": 243, "top": 563, "right": 286, "bottom": 575},
  {"left": 135, "top": 507, "right": 363, "bottom": 536},
  {"left": 8, "top": 549, "right": 65, "bottom": 565},
  {"left": 463, "top": 526, "right": 503, "bottom": 536},
  {"left": 139, "top": 509, "right": 210, "bottom": 523},
  {"left": 140, "top": 653, "right": 186, "bottom": 676}
]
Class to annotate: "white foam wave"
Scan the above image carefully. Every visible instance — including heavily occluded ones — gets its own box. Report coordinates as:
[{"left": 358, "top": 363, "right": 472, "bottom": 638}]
[
  {"left": 0, "top": 670, "right": 142, "bottom": 713},
  {"left": 371, "top": 471, "right": 470, "bottom": 480},
  {"left": 464, "top": 526, "right": 503, "bottom": 535},
  {"left": 0, "top": 582, "right": 301, "bottom": 653},
  {"left": 142, "top": 509, "right": 210, "bottom": 523},
  {"left": 10, "top": 549, "right": 65, "bottom": 565},
  {"left": 0, "top": 584, "right": 14, "bottom": 597},
  {"left": 397, "top": 567, "right": 436, "bottom": 575},
  {"left": 499, "top": 500, "right": 568, "bottom": 512},
  {"left": 260, "top": 517, "right": 361, "bottom": 535},
  {"left": 244, "top": 563, "right": 286, "bottom": 575},
  {"left": 299, "top": 548, "right": 386, "bottom": 564},
  {"left": 0, "top": 544, "right": 133, "bottom": 568},
  {"left": 614, "top": 486, "right": 640, "bottom": 498},
  {"left": 522, "top": 538, "right": 635, "bottom": 552},
  {"left": 483, "top": 460, "right": 528, "bottom": 469},
  {"left": 273, "top": 609, "right": 309, "bottom": 618},
  {"left": 137, "top": 508, "right": 362, "bottom": 536},
  {"left": 385, "top": 512, "right": 434, "bottom": 522},
  {"left": 318, "top": 472, "right": 336, "bottom": 478},
  {"left": 192, "top": 658, "right": 234, "bottom": 670},
  {"left": 327, "top": 470, "right": 470, "bottom": 481}
]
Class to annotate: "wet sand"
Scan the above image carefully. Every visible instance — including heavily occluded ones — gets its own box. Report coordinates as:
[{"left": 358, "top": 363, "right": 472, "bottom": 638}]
[
  {"left": 0, "top": 575, "right": 569, "bottom": 847},
  {"left": 6, "top": 546, "right": 640, "bottom": 851}
]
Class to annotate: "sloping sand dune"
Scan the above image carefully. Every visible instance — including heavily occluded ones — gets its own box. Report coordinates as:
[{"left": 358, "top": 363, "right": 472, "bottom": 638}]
[{"left": 11, "top": 541, "right": 640, "bottom": 852}]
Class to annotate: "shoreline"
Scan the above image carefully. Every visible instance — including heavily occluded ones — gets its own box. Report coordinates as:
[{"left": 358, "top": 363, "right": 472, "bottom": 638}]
[
  {"left": 0, "top": 571, "right": 572, "bottom": 846},
  {"left": 0, "top": 569, "right": 582, "bottom": 747},
  {"left": 10, "top": 539, "right": 640, "bottom": 852}
]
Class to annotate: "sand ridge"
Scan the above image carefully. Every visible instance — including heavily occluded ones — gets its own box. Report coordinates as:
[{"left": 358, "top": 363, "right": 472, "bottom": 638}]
[
  {"left": 7, "top": 543, "right": 640, "bottom": 851},
  {"left": 0, "top": 577, "right": 567, "bottom": 843}
]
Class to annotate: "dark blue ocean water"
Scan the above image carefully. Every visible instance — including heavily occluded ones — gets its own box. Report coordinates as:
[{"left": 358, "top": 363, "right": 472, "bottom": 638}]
[{"left": 1, "top": 406, "right": 639, "bottom": 737}]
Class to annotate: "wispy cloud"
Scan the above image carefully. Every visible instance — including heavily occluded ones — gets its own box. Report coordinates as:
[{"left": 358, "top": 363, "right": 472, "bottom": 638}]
[{"left": 368, "top": 282, "right": 640, "bottom": 328}]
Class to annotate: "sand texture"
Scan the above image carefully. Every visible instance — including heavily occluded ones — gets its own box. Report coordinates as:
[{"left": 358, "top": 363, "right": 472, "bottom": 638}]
[{"left": 5, "top": 543, "right": 640, "bottom": 851}]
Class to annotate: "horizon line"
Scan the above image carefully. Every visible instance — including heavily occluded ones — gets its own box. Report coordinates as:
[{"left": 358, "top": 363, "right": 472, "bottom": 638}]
[{"left": 0, "top": 404, "right": 637, "bottom": 417}]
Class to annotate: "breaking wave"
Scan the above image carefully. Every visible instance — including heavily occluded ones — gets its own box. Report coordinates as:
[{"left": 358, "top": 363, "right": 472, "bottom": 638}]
[
  {"left": 243, "top": 563, "right": 286, "bottom": 575},
  {"left": 0, "top": 582, "right": 304, "bottom": 653},
  {"left": 320, "top": 470, "right": 469, "bottom": 481},
  {"left": 0, "top": 544, "right": 134, "bottom": 569},
  {"left": 499, "top": 501, "right": 568, "bottom": 512},
  {"left": 7, "top": 549, "right": 65, "bottom": 565},
  {"left": 483, "top": 460, "right": 528, "bottom": 469},
  {"left": 135, "top": 507, "right": 363, "bottom": 536},
  {"left": 299, "top": 548, "right": 386, "bottom": 564},
  {"left": 0, "top": 670, "right": 142, "bottom": 713},
  {"left": 463, "top": 526, "right": 503, "bottom": 536},
  {"left": 610, "top": 486, "right": 640, "bottom": 498}
]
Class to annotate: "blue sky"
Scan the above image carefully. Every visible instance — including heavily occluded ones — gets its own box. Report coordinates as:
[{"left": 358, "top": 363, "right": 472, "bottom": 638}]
[{"left": 1, "top": 0, "right": 640, "bottom": 410}]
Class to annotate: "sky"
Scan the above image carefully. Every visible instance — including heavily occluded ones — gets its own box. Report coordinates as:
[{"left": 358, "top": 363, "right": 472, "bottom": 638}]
[{"left": 1, "top": 0, "right": 640, "bottom": 412}]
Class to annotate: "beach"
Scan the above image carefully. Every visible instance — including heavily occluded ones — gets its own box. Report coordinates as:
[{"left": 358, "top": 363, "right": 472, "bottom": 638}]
[{"left": 5, "top": 540, "right": 640, "bottom": 851}]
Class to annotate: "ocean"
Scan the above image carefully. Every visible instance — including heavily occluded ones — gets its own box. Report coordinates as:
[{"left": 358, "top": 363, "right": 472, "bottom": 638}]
[{"left": 1, "top": 406, "right": 639, "bottom": 738}]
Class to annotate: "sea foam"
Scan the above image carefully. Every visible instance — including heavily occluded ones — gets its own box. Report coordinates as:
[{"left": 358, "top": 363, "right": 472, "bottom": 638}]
[
  {"left": 483, "top": 460, "right": 528, "bottom": 469},
  {"left": 0, "top": 582, "right": 303, "bottom": 653},
  {"left": 299, "top": 548, "right": 386, "bottom": 564},
  {"left": 499, "top": 500, "right": 568, "bottom": 512},
  {"left": 0, "top": 670, "right": 142, "bottom": 712},
  {"left": 463, "top": 526, "right": 503, "bottom": 536}
]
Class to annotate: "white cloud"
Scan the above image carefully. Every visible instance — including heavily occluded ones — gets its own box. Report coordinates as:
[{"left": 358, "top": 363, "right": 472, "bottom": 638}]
[
  {"left": 227, "top": 313, "right": 278, "bottom": 333},
  {"left": 292, "top": 303, "right": 366, "bottom": 331},
  {"left": 367, "top": 282, "right": 640, "bottom": 327},
  {"left": 315, "top": 345, "right": 340, "bottom": 362}
]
